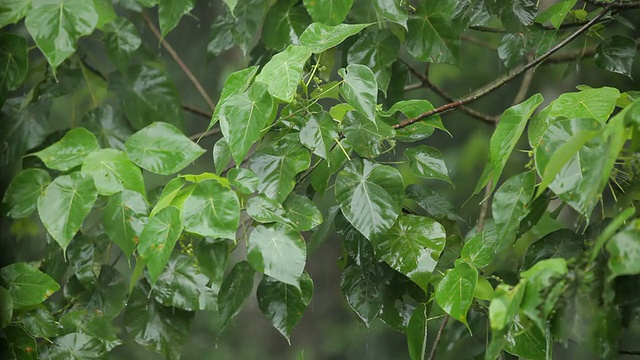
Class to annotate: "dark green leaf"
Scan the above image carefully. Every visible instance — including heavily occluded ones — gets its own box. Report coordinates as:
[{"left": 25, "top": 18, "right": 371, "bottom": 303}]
[
  {"left": 195, "top": 239, "right": 228, "bottom": 294},
  {"left": 283, "top": 194, "right": 323, "bottom": 231},
  {"left": 299, "top": 111, "right": 339, "bottom": 161},
  {"left": 110, "top": 65, "right": 184, "bottom": 129},
  {"left": 64, "top": 266, "right": 127, "bottom": 319},
  {"left": 38, "top": 172, "right": 98, "bottom": 252},
  {"left": 138, "top": 206, "right": 183, "bottom": 284},
  {"left": 20, "top": 308, "right": 58, "bottom": 338},
  {"left": 207, "top": 13, "right": 236, "bottom": 57},
  {"left": 81, "top": 105, "right": 134, "bottom": 150},
  {"left": 32, "top": 128, "right": 99, "bottom": 171},
  {"left": 308, "top": 205, "right": 339, "bottom": 253},
  {"left": 309, "top": 140, "right": 351, "bottom": 195},
  {"left": 0, "top": 100, "right": 49, "bottom": 162},
  {"left": 302, "top": 0, "right": 354, "bottom": 25},
  {"left": 0, "top": 0, "right": 30, "bottom": 28},
  {"left": 0, "top": 263, "right": 60, "bottom": 309},
  {"left": 520, "top": 258, "right": 567, "bottom": 330},
  {"left": 263, "top": 1, "right": 311, "bottom": 50},
  {"left": 382, "top": 99, "right": 447, "bottom": 142},
  {"left": 347, "top": 29, "right": 400, "bottom": 94},
  {"left": 25, "top": 0, "right": 98, "bottom": 71},
  {"left": 606, "top": 222, "right": 640, "bottom": 277},
  {"left": 125, "top": 281, "right": 194, "bottom": 360},
  {"left": 492, "top": 171, "right": 535, "bottom": 248},
  {"left": 103, "top": 190, "right": 148, "bottom": 258},
  {"left": 300, "top": 23, "right": 370, "bottom": 53},
  {"left": 335, "top": 158, "right": 404, "bottom": 239},
  {"left": 406, "top": 1, "right": 461, "bottom": 64},
  {"left": 247, "top": 194, "right": 290, "bottom": 225},
  {"left": 371, "top": 214, "right": 445, "bottom": 291},
  {"left": 404, "top": 145, "right": 452, "bottom": 184},
  {"left": 220, "top": 82, "right": 275, "bottom": 164},
  {"left": 248, "top": 223, "right": 306, "bottom": 286},
  {"left": 405, "top": 303, "right": 428, "bottom": 360},
  {"left": 2, "top": 325, "right": 37, "bottom": 359},
  {"left": 81, "top": 149, "right": 145, "bottom": 196},
  {"left": 158, "top": 0, "right": 194, "bottom": 36},
  {"left": 504, "top": 315, "right": 546, "bottom": 360},
  {"left": 406, "top": 184, "right": 463, "bottom": 221},
  {"left": 257, "top": 272, "right": 313, "bottom": 341},
  {"left": 497, "top": 33, "right": 526, "bottom": 68},
  {"left": 103, "top": 18, "right": 141, "bottom": 70},
  {"left": 149, "top": 177, "right": 186, "bottom": 217},
  {"left": 182, "top": 179, "right": 239, "bottom": 240},
  {"left": 523, "top": 229, "right": 582, "bottom": 270},
  {"left": 226, "top": 0, "right": 267, "bottom": 55},
  {"left": 0, "top": 286, "right": 11, "bottom": 329},
  {"left": 499, "top": 0, "right": 537, "bottom": 31},
  {"left": 2, "top": 168, "right": 50, "bottom": 219},
  {"left": 58, "top": 309, "right": 121, "bottom": 351},
  {"left": 218, "top": 261, "right": 255, "bottom": 327},
  {"left": 339, "top": 64, "right": 378, "bottom": 121},
  {"left": 227, "top": 168, "right": 259, "bottom": 194},
  {"left": 249, "top": 134, "right": 311, "bottom": 203},
  {"left": 374, "top": 0, "right": 408, "bottom": 28},
  {"left": 460, "top": 231, "right": 499, "bottom": 268},
  {"left": 340, "top": 261, "right": 384, "bottom": 326},
  {"left": 342, "top": 111, "right": 395, "bottom": 158},
  {"left": 49, "top": 333, "right": 106, "bottom": 360},
  {"left": 125, "top": 122, "right": 205, "bottom": 175},
  {"left": 435, "top": 262, "right": 477, "bottom": 326},
  {"left": 256, "top": 45, "right": 311, "bottom": 102},
  {"left": 595, "top": 35, "right": 637, "bottom": 78},
  {"left": 0, "top": 34, "right": 28, "bottom": 92},
  {"left": 488, "top": 282, "right": 526, "bottom": 331},
  {"left": 67, "top": 236, "right": 99, "bottom": 288}
]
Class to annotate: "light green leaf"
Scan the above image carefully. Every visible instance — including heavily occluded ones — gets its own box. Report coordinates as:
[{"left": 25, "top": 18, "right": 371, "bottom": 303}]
[
  {"left": 181, "top": 179, "right": 240, "bottom": 240},
  {"left": 406, "top": 1, "right": 461, "bottom": 64},
  {"left": 342, "top": 111, "right": 395, "bottom": 158},
  {"left": 263, "top": 1, "right": 310, "bottom": 50},
  {"left": 302, "top": 0, "right": 354, "bottom": 25},
  {"left": 227, "top": 168, "right": 259, "bottom": 194},
  {"left": 25, "top": 0, "right": 98, "bottom": 71},
  {"left": 32, "top": 128, "right": 99, "bottom": 171},
  {"left": 299, "top": 111, "right": 339, "bottom": 161},
  {"left": 475, "top": 93, "right": 543, "bottom": 194},
  {"left": 435, "top": 262, "right": 477, "bottom": 326},
  {"left": 520, "top": 258, "right": 567, "bottom": 330},
  {"left": 247, "top": 194, "right": 290, "bottom": 225},
  {"left": 222, "top": 0, "right": 238, "bottom": 13},
  {"left": 339, "top": 64, "right": 378, "bottom": 121},
  {"left": 219, "top": 82, "right": 275, "bottom": 164},
  {"left": 474, "top": 277, "right": 494, "bottom": 301},
  {"left": 0, "top": 263, "right": 60, "bottom": 310},
  {"left": 125, "top": 122, "right": 205, "bottom": 175},
  {"left": 404, "top": 145, "right": 453, "bottom": 184},
  {"left": 2, "top": 168, "right": 50, "bottom": 219},
  {"left": 606, "top": 221, "right": 640, "bottom": 277},
  {"left": 213, "top": 138, "right": 232, "bottom": 174},
  {"left": 595, "top": 35, "right": 637, "bottom": 78},
  {"left": 371, "top": 215, "right": 445, "bottom": 291},
  {"left": 347, "top": 28, "right": 400, "bottom": 94},
  {"left": 207, "top": 66, "right": 258, "bottom": 133},
  {"left": 149, "top": 177, "right": 186, "bottom": 217},
  {"left": 283, "top": 194, "right": 323, "bottom": 231},
  {"left": 335, "top": 158, "right": 404, "bottom": 239},
  {"left": 249, "top": 134, "right": 311, "bottom": 203},
  {"left": 0, "top": 0, "right": 31, "bottom": 28},
  {"left": 257, "top": 272, "right": 313, "bottom": 341},
  {"left": 300, "top": 23, "right": 370, "bottom": 53},
  {"left": 492, "top": 171, "right": 535, "bottom": 248},
  {"left": 138, "top": 206, "right": 183, "bottom": 284},
  {"left": 81, "top": 149, "right": 145, "bottom": 196},
  {"left": 548, "top": 87, "right": 619, "bottom": 123},
  {"left": 248, "top": 223, "right": 306, "bottom": 286},
  {"left": 49, "top": 333, "right": 106, "bottom": 360},
  {"left": 535, "top": 0, "right": 577, "bottom": 29},
  {"left": 103, "top": 190, "right": 148, "bottom": 258},
  {"left": 256, "top": 45, "right": 311, "bottom": 102},
  {"left": 38, "top": 172, "right": 98, "bottom": 252},
  {"left": 488, "top": 282, "right": 526, "bottom": 331},
  {"left": 0, "top": 34, "right": 28, "bottom": 92},
  {"left": 158, "top": 0, "right": 194, "bottom": 37},
  {"left": 405, "top": 302, "right": 428, "bottom": 360},
  {"left": 460, "top": 230, "right": 499, "bottom": 268},
  {"left": 218, "top": 261, "right": 255, "bottom": 328},
  {"left": 93, "top": 0, "right": 116, "bottom": 30}
]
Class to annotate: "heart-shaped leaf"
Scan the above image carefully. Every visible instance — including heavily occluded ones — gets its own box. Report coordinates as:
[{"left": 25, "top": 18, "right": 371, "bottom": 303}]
[
  {"left": 218, "top": 261, "right": 254, "bottom": 328},
  {"left": 255, "top": 45, "right": 312, "bottom": 102},
  {"left": 0, "top": 33, "right": 28, "bottom": 92},
  {"left": 300, "top": 23, "right": 370, "bottom": 53},
  {"left": 404, "top": 145, "right": 453, "bottom": 185},
  {"left": 435, "top": 262, "right": 477, "bottom": 326},
  {"left": 81, "top": 149, "right": 145, "bottom": 196},
  {"left": 283, "top": 194, "right": 323, "bottom": 231},
  {"left": 138, "top": 206, "right": 183, "bottom": 284},
  {"left": 248, "top": 223, "right": 306, "bottom": 286},
  {"left": 299, "top": 111, "right": 339, "bottom": 161},
  {"left": 342, "top": 111, "right": 395, "bottom": 158},
  {"left": 181, "top": 179, "right": 240, "bottom": 240},
  {"left": 0, "top": 263, "right": 60, "bottom": 309},
  {"left": 2, "top": 168, "right": 50, "bottom": 219},
  {"left": 32, "top": 128, "right": 100, "bottom": 171},
  {"left": 339, "top": 64, "right": 378, "bottom": 121},
  {"left": 302, "top": 0, "right": 354, "bottom": 25}
]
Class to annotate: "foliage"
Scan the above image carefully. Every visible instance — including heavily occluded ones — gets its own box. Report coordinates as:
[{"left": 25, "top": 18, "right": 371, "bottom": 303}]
[{"left": 1, "top": 0, "right": 639, "bottom": 359}]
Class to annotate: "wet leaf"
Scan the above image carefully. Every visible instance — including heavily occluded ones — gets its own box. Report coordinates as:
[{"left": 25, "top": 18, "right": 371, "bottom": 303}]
[
  {"left": 152, "top": 253, "right": 216, "bottom": 311},
  {"left": 20, "top": 308, "right": 59, "bottom": 338},
  {"left": 340, "top": 261, "right": 384, "bottom": 326},
  {"left": 0, "top": 34, "right": 28, "bottom": 93},
  {"left": 138, "top": 206, "right": 183, "bottom": 284},
  {"left": 218, "top": 261, "right": 255, "bottom": 328},
  {"left": 283, "top": 194, "right": 323, "bottom": 231},
  {"left": 347, "top": 29, "right": 400, "bottom": 94},
  {"left": 32, "top": 128, "right": 99, "bottom": 171},
  {"left": 491, "top": 171, "right": 535, "bottom": 248},
  {"left": 263, "top": 1, "right": 311, "bottom": 50},
  {"left": 523, "top": 229, "right": 582, "bottom": 270},
  {"left": 0, "top": 263, "right": 60, "bottom": 309},
  {"left": 81, "top": 105, "right": 134, "bottom": 150},
  {"left": 256, "top": 45, "right": 311, "bottom": 102},
  {"left": 535, "top": 0, "right": 577, "bottom": 29},
  {"left": 406, "top": 1, "right": 461, "bottom": 64},
  {"left": 435, "top": 262, "right": 477, "bottom": 326},
  {"left": 595, "top": 35, "right": 637, "bottom": 78},
  {"left": 520, "top": 258, "right": 567, "bottom": 330},
  {"left": 81, "top": 149, "right": 145, "bottom": 196},
  {"left": 2, "top": 168, "right": 50, "bottom": 219},
  {"left": 547, "top": 87, "right": 619, "bottom": 123},
  {"left": 299, "top": 111, "right": 339, "bottom": 161},
  {"left": 302, "top": 0, "right": 354, "bottom": 25},
  {"left": 406, "top": 184, "right": 463, "bottom": 221},
  {"left": 339, "top": 64, "right": 378, "bottom": 121},
  {"left": 49, "top": 333, "right": 106, "bottom": 360},
  {"left": 103, "top": 190, "right": 148, "bottom": 258},
  {"left": 488, "top": 282, "right": 526, "bottom": 331},
  {"left": 158, "top": 0, "right": 194, "bottom": 37},
  {"left": 460, "top": 231, "right": 499, "bottom": 268},
  {"left": 405, "top": 303, "right": 428, "bottom": 360},
  {"left": 182, "top": 179, "right": 240, "bottom": 240},
  {"left": 606, "top": 222, "right": 640, "bottom": 277},
  {"left": 195, "top": 239, "right": 228, "bottom": 294},
  {"left": 248, "top": 223, "right": 306, "bottom": 286},
  {"left": 227, "top": 168, "right": 259, "bottom": 194},
  {"left": 0, "top": 0, "right": 31, "bottom": 28},
  {"left": 300, "top": 23, "right": 370, "bottom": 53},
  {"left": 342, "top": 111, "right": 395, "bottom": 158},
  {"left": 404, "top": 145, "right": 453, "bottom": 184}
]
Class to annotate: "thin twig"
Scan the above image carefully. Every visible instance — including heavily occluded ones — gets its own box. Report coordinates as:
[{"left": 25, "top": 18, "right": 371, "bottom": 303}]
[
  {"left": 477, "top": 179, "right": 493, "bottom": 232},
  {"left": 393, "top": 7, "right": 611, "bottom": 130},
  {"left": 619, "top": 349, "right": 640, "bottom": 355},
  {"left": 512, "top": 56, "right": 535, "bottom": 105},
  {"left": 427, "top": 315, "right": 449, "bottom": 360},
  {"left": 404, "top": 82, "right": 427, "bottom": 91},
  {"left": 583, "top": 0, "right": 640, "bottom": 9},
  {"left": 142, "top": 12, "right": 216, "bottom": 111},
  {"left": 189, "top": 127, "right": 221, "bottom": 141},
  {"left": 182, "top": 104, "right": 212, "bottom": 119}
]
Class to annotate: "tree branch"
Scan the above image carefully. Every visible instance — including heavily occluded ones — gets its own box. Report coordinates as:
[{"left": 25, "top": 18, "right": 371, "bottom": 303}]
[
  {"left": 188, "top": 127, "right": 220, "bottom": 141},
  {"left": 619, "top": 349, "right": 640, "bottom": 355},
  {"left": 427, "top": 315, "right": 449, "bottom": 360},
  {"left": 393, "top": 7, "right": 611, "bottom": 130},
  {"left": 583, "top": 0, "right": 640, "bottom": 9},
  {"left": 182, "top": 104, "right": 212, "bottom": 119},
  {"left": 142, "top": 12, "right": 216, "bottom": 111}
]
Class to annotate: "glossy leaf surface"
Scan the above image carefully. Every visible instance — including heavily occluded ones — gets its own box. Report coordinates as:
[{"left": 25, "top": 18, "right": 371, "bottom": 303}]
[
  {"left": 256, "top": 45, "right": 312, "bottom": 102},
  {"left": 33, "top": 128, "right": 99, "bottom": 171},
  {"left": 182, "top": 179, "right": 240, "bottom": 240},
  {"left": 103, "top": 190, "right": 148, "bottom": 258},
  {"left": 436, "top": 262, "right": 477, "bottom": 326},
  {"left": 81, "top": 149, "right": 145, "bottom": 196},
  {"left": 248, "top": 223, "right": 306, "bottom": 286},
  {"left": 137, "top": 206, "right": 183, "bottom": 284},
  {"left": 0, "top": 263, "right": 60, "bottom": 309}
]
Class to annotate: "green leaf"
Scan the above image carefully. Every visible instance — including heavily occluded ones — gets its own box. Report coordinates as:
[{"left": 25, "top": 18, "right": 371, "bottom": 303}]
[
  {"left": 93, "top": 0, "right": 116, "bottom": 30},
  {"left": 207, "top": 13, "right": 236, "bottom": 57},
  {"left": 406, "top": 1, "right": 461, "bottom": 64},
  {"left": 125, "top": 281, "right": 193, "bottom": 360},
  {"left": 149, "top": 178, "right": 186, "bottom": 217},
  {"left": 247, "top": 194, "right": 290, "bottom": 224},
  {"left": 300, "top": 23, "right": 370, "bottom": 53},
  {"left": 0, "top": 34, "right": 28, "bottom": 93},
  {"left": 347, "top": 29, "right": 399, "bottom": 95},
  {"left": 382, "top": 99, "right": 447, "bottom": 141},
  {"left": 475, "top": 93, "right": 543, "bottom": 194},
  {"left": 491, "top": 171, "right": 535, "bottom": 248},
  {"left": 299, "top": 111, "right": 339, "bottom": 161},
  {"left": 110, "top": 65, "right": 184, "bottom": 130},
  {"left": 206, "top": 66, "right": 258, "bottom": 134},
  {"left": 263, "top": 1, "right": 311, "bottom": 51},
  {"left": 213, "top": 138, "right": 232, "bottom": 174},
  {"left": 342, "top": 111, "right": 395, "bottom": 158},
  {"left": 38, "top": 172, "right": 98, "bottom": 252},
  {"left": 497, "top": 33, "right": 527, "bottom": 69},
  {"left": 460, "top": 231, "right": 499, "bottom": 268},
  {"left": 435, "top": 262, "right": 477, "bottom": 326},
  {"left": 595, "top": 35, "right": 637, "bottom": 78},
  {"left": 0, "top": 263, "right": 60, "bottom": 309},
  {"left": 257, "top": 272, "right": 313, "bottom": 341},
  {"left": 404, "top": 145, "right": 453, "bottom": 185},
  {"left": 405, "top": 303, "right": 428, "bottom": 360},
  {"left": 335, "top": 158, "right": 404, "bottom": 239},
  {"left": 158, "top": 0, "right": 194, "bottom": 36},
  {"left": 0, "top": 0, "right": 31, "bottom": 28},
  {"left": 523, "top": 229, "right": 582, "bottom": 269},
  {"left": 488, "top": 282, "right": 526, "bottom": 331},
  {"left": 2, "top": 325, "right": 37, "bottom": 359},
  {"left": 20, "top": 308, "right": 58, "bottom": 338},
  {"left": 49, "top": 333, "right": 106, "bottom": 360},
  {"left": 125, "top": 122, "right": 205, "bottom": 175},
  {"left": 340, "top": 261, "right": 384, "bottom": 326},
  {"left": 283, "top": 194, "right": 323, "bottom": 231},
  {"left": 32, "top": 128, "right": 99, "bottom": 171},
  {"left": 504, "top": 315, "right": 546, "bottom": 360},
  {"left": 249, "top": 134, "right": 311, "bottom": 203},
  {"left": 2, "top": 168, "right": 50, "bottom": 219},
  {"left": 371, "top": 214, "right": 445, "bottom": 291},
  {"left": 302, "top": 0, "right": 354, "bottom": 25},
  {"left": 195, "top": 239, "right": 228, "bottom": 294},
  {"left": 606, "top": 222, "right": 640, "bottom": 277},
  {"left": 520, "top": 258, "right": 567, "bottom": 330},
  {"left": 103, "top": 190, "right": 149, "bottom": 258},
  {"left": 227, "top": 168, "right": 259, "bottom": 194},
  {"left": 58, "top": 309, "right": 121, "bottom": 351},
  {"left": 222, "top": 0, "right": 238, "bottom": 12},
  {"left": 374, "top": 0, "right": 408, "bottom": 28},
  {"left": 248, "top": 223, "right": 306, "bottom": 286},
  {"left": 339, "top": 64, "right": 378, "bottom": 121},
  {"left": 219, "top": 82, "right": 275, "bottom": 164},
  {"left": 181, "top": 179, "right": 239, "bottom": 240},
  {"left": 64, "top": 266, "right": 127, "bottom": 319},
  {"left": 547, "top": 87, "right": 620, "bottom": 123},
  {"left": 218, "top": 261, "right": 255, "bottom": 328},
  {"left": 81, "top": 149, "right": 145, "bottom": 196},
  {"left": 0, "top": 100, "right": 49, "bottom": 162},
  {"left": 0, "top": 286, "right": 11, "bottom": 329},
  {"left": 406, "top": 184, "right": 463, "bottom": 221},
  {"left": 152, "top": 252, "right": 216, "bottom": 311},
  {"left": 25, "top": 0, "right": 98, "bottom": 71},
  {"left": 81, "top": 105, "right": 134, "bottom": 150},
  {"left": 309, "top": 205, "right": 339, "bottom": 253},
  {"left": 535, "top": 0, "right": 577, "bottom": 29},
  {"left": 499, "top": 0, "right": 537, "bottom": 31},
  {"left": 138, "top": 206, "right": 183, "bottom": 284},
  {"left": 474, "top": 277, "right": 494, "bottom": 301},
  {"left": 256, "top": 45, "right": 311, "bottom": 102},
  {"left": 104, "top": 18, "right": 141, "bottom": 70},
  {"left": 67, "top": 236, "right": 99, "bottom": 288}
]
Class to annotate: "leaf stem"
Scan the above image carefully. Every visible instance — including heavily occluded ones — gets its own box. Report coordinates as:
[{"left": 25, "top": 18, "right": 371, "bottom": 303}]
[
  {"left": 427, "top": 315, "right": 449, "bottom": 360},
  {"left": 182, "top": 104, "right": 212, "bottom": 119}
]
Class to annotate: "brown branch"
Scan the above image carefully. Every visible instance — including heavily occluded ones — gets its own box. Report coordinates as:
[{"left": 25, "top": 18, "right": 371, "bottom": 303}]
[
  {"left": 393, "top": 7, "right": 611, "bottom": 130},
  {"left": 142, "top": 12, "right": 216, "bottom": 111},
  {"left": 427, "top": 315, "right": 449, "bottom": 360},
  {"left": 182, "top": 104, "right": 212, "bottom": 119},
  {"left": 583, "top": 0, "right": 640, "bottom": 9},
  {"left": 188, "top": 127, "right": 220, "bottom": 141}
]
